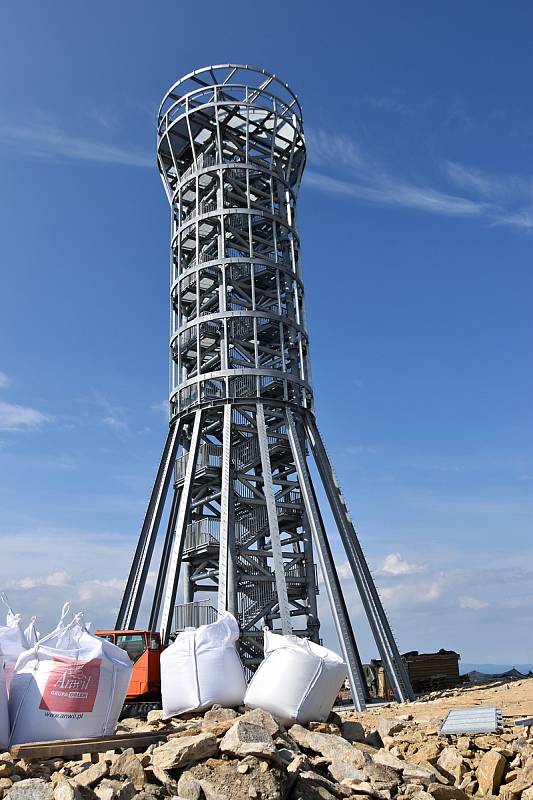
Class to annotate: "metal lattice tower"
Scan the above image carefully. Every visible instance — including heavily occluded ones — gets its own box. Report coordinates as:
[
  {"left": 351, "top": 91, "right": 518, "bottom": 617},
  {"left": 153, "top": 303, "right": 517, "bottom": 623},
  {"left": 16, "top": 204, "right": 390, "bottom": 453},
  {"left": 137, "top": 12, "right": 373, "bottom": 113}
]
[{"left": 116, "top": 65, "right": 414, "bottom": 708}]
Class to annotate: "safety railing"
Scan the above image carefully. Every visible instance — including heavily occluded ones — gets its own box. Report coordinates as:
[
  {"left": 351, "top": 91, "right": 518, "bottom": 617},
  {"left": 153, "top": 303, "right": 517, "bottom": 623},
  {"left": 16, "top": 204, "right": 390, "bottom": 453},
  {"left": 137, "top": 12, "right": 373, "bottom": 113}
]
[
  {"left": 173, "top": 601, "right": 217, "bottom": 632},
  {"left": 183, "top": 518, "right": 220, "bottom": 553}
]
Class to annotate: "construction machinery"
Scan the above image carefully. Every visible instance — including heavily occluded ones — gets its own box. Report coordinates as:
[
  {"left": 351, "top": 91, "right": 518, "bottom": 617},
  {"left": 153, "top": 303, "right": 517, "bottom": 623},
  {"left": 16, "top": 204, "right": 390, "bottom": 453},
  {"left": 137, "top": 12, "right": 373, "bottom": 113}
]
[{"left": 96, "top": 629, "right": 165, "bottom": 716}]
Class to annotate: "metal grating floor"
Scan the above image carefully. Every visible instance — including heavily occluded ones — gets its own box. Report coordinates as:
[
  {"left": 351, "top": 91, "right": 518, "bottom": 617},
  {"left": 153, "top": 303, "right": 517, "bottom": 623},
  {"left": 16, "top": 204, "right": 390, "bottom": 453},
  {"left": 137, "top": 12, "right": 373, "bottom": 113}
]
[{"left": 439, "top": 706, "right": 503, "bottom": 735}]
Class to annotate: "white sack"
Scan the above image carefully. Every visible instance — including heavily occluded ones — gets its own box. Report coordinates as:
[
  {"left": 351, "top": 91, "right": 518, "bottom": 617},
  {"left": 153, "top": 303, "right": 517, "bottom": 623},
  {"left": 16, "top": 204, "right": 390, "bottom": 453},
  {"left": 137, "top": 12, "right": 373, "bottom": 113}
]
[
  {"left": 24, "top": 617, "right": 40, "bottom": 647},
  {"left": 161, "top": 612, "right": 246, "bottom": 718},
  {"left": 0, "top": 655, "right": 9, "bottom": 750},
  {"left": 244, "top": 631, "right": 347, "bottom": 725},
  {"left": 8, "top": 615, "right": 132, "bottom": 745},
  {"left": 0, "top": 605, "right": 30, "bottom": 693}
]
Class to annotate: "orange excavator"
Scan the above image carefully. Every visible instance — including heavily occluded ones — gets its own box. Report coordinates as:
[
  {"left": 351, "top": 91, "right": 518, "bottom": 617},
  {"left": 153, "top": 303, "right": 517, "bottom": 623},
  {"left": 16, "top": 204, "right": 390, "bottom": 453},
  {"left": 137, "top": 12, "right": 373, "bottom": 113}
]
[{"left": 96, "top": 629, "right": 166, "bottom": 716}]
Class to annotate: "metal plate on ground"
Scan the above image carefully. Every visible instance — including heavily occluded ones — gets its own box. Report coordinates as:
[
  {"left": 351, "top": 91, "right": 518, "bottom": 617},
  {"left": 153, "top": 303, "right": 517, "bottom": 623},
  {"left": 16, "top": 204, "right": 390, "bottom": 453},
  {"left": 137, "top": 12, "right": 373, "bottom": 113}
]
[{"left": 439, "top": 706, "right": 502, "bottom": 735}]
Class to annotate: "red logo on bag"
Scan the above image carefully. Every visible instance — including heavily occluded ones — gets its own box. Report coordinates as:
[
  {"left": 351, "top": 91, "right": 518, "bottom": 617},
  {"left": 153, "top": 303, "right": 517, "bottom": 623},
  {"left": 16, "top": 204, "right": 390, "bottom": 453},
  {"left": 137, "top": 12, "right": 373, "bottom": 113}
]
[{"left": 39, "top": 657, "right": 101, "bottom": 713}]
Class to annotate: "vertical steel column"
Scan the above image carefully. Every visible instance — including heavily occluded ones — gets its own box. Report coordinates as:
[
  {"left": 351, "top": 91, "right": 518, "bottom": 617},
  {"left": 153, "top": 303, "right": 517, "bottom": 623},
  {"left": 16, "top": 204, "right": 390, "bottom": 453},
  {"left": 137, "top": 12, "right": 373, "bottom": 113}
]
[
  {"left": 116, "top": 418, "right": 182, "bottom": 630},
  {"left": 148, "top": 485, "right": 181, "bottom": 630},
  {"left": 306, "top": 418, "right": 414, "bottom": 702},
  {"left": 286, "top": 409, "right": 368, "bottom": 709},
  {"left": 218, "top": 403, "right": 235, "bottom": 616},
  {"left": 256, "top": 403, "right": 292, "bottom": 635},
  {"left": 160, "top": 410, "right": 203, "bottom": 642}
]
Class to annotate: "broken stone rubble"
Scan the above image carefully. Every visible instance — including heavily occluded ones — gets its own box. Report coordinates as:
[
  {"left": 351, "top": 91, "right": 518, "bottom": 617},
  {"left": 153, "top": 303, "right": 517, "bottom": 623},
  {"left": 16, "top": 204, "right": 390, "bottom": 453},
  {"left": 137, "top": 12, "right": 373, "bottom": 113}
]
[{"left": 0, "top": 678, "right": 531, "bottom": 800}]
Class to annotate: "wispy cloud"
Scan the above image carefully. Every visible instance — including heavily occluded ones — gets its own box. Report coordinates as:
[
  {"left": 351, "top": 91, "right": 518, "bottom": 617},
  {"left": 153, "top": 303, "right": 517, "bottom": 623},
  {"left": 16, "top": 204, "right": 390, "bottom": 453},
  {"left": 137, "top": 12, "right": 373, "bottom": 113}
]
[
  {"left": 0, "top": 115, "right": 152, "bottom": 168},
  {"left": 444, "top": 160, "right": 532, "bottom": 202},
  {"left": 459, "top": 595, "right": 489, "bottom": 610},
  {"left": 0, "top": 372, "right": 11, "bottom": 389},
  {"left": 0, "top": 401, "right": 51, "bottom": 432},
  {"left": 7, "top": 570, "right": 71, "bottom": 590},
  {"left": 305, "top": 128, "right": 533, "bottom": 230},
  {"left": 378, "top": 552, "right": 427, "bottom": 576},
  {"left": 89, "top": 390, "right": 129, "bottom": 432}
]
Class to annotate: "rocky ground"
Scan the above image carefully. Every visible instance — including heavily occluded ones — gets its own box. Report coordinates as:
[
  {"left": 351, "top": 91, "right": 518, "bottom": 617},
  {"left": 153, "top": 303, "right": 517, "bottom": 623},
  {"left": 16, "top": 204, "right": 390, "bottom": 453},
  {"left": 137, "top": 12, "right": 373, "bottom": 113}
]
[{"left": 1, "top": 677, "right": 532, "bottom": 800}]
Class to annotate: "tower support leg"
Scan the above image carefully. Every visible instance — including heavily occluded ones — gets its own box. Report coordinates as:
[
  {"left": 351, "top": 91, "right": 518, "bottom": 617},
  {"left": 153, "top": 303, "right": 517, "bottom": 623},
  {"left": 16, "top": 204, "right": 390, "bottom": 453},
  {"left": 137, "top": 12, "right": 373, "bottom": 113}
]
[
  {"left": 116, "top": 418, "right": 183, "bottom": 630},
  {"left": 306, "top": 418, "right": 414, "bottom": 702},
  {"left": 286, "top": 409, "right": 368, "bottom": 710},
  {"left": 148, "top": 485, "right": 181, "bottom": 630},
  {"left": 159, "top": 410, "right": 203, "bottom": 643},
  {"left": 256, "top": 403, "right": 292, "bottom": 635},
  {"left": 218, "top": 403, "right": 236, "bottom": 616}
]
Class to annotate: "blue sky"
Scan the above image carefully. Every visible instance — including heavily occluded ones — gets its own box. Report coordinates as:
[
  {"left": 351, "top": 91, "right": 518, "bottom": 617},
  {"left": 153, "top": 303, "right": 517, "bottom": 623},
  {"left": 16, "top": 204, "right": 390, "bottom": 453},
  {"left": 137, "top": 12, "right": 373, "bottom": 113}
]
[{"left": 0, "top": 1, "right": 531, "bottom": 664}]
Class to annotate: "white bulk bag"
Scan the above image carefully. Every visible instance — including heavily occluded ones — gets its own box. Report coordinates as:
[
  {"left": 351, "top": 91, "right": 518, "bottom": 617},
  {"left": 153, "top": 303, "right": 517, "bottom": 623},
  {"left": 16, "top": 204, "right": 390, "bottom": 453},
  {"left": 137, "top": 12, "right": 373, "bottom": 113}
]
[
  {"left": 0, "top": 653, "right": 9, "bottom": 750},
  {"left": 161, "top": 612, "right": 246, "bottom": 718},
  {"left": 244, "top": 631, "right": 347, "bottom": 725},
  {"left": 0, "top": 596, "right": 30, "bottom": 693},
  {"left": 8, "top": 614, "right": 132, "bottom": 745}
]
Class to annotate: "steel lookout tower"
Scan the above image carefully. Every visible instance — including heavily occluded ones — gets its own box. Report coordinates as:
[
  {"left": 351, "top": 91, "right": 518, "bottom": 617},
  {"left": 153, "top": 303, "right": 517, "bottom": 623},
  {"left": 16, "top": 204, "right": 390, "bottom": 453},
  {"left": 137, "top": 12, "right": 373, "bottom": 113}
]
[{"left": 116, "top": 65, "right": 414, "bottom": 709}]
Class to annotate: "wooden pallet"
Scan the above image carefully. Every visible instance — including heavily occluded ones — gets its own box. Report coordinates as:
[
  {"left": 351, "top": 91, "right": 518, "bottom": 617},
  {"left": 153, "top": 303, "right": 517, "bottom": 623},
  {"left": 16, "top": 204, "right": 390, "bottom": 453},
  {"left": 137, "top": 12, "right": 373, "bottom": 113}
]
[{"left": 10, "top": 730, "right": 167, "bottom": 761}]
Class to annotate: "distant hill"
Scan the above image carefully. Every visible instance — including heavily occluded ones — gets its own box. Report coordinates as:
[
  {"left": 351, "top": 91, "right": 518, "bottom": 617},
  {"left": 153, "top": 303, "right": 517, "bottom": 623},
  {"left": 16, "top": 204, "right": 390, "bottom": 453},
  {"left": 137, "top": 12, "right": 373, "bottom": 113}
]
[{"left": 460, "top": 663, "right": 533, "bottom": 675}]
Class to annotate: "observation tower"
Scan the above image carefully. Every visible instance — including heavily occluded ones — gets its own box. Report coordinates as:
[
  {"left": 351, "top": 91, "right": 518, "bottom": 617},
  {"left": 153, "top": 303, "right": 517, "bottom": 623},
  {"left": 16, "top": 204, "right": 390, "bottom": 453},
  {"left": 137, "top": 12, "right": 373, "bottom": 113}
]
[{"left": 116, "top": 65, "right": 413, "bottom": 709}]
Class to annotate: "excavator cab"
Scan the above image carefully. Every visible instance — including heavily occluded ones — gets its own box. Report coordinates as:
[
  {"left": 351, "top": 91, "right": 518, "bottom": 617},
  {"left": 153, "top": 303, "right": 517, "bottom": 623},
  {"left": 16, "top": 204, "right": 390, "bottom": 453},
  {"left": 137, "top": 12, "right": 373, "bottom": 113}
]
[{"left": 96, "top": 629, "right": 165, "bottom": 710}]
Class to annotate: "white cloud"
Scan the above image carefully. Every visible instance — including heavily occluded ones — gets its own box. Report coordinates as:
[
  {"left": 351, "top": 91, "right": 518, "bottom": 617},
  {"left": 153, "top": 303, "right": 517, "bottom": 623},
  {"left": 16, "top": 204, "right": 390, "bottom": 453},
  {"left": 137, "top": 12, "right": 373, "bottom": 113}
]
[
  {"left": 10, "top": 570, "right": 72, "bottom": 590},
  {"left": 444, "top": 160, "right": 532, "bottom": 202},
  {"left": 380, "top": 574, "right": 445, "bottom": 607},
  {"left": 0, "top": 527, "right": 134, "bottom": 633},
  {"left": 459, "top": 595, "right": 489, "bottom": 610},
  {"left": 0, "top": 401, "right": 50, "bottom": 431},
  {"left": 379, "top": 552, "right": 426, "bottom": 575},
  {"left": 102, "top": 416, "right": 128, "bottom": 431},
  {"left": 305, "top": 167, "right": 489, "bottom": 219},
  {"left": 305, "top": 127, "right": 533, "bottom": 231},
  {"left": 88, "top": 390, "right": 128, "bottom": 432},
  {"left": 0, "top": 372, "right": 11, "bottom": 389},
  {"left": 77, "top": 577, "right": 125, "bottom": 603},
  {"left": 0, "top": 115, "right": 152, "bottom": 168}
]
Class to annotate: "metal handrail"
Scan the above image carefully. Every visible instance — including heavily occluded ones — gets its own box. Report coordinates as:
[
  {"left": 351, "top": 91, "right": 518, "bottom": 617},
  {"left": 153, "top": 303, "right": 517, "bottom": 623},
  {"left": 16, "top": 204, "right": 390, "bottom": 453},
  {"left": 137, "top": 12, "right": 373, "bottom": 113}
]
[{"left": 174, "top": 601, "right": 217, "bottom": 632}]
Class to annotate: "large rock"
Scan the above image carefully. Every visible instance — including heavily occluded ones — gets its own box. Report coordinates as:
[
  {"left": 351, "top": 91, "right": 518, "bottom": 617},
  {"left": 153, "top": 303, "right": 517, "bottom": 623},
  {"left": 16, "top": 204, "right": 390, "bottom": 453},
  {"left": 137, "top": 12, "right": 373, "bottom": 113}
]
[
  {"left": 240, "top": 707, "right": 281, "bottom": 736},
  {"left": 403, "top": 763, "right": 439, "bottom": 784},
  {"left": 5, "top": 779, "right": 54, "bottom": 800},
  {"left": 178, "top": 757, "right": 286, "bottom": 800},
  {"left": 341, "top": 720, "right": 366, "bottom": 743},
  {"left": 328, "top": 760, "right": 366, "bottom": 783},
  {"left": 436, "top": 748, "right": 466, "bottom": 784},
  {"left": 377, "top": 718, "right": 405, "bottom": 739},
  {"left": 93, "top": 780, "right": 136, "bottom": 800},
  {"left": 152, "top": 731, "right": 218, "bottom": 771},
  {"left": 500, "top": 760, "right": 533, "bottom": 798},
  {"left": 108, "top": 749, "right": 144, "bottom": 790},
  {"left": 146, "top": 709, "right": 164, "bottom": 725},
  {"left": 220, "top": 719, "right": 277, "bottom": 759},
  {"left": 372, "top": 750, "right": 406, "bottom": 771},
  {"left": 340, "top": 779, "right": 388, "bottom": 799},
  {"left": 203, "top": 706, "right": 239, "bottom": 723},
  {"left": 53, "top": 783, "right": 88, "bottom": 800},
  {"left": 74, "top": 762, "right": 109, "bottom": 789},
  {"left": 290, "top": 724, "right": 368, "bottom": 769},
  {"left": 410, "top": 742, "right": 442, "bottom": 766},
  {"left": 293, "top": 769, "right": 353, "bottom": 799},
  {"left": 427, "top": 784, "right": 469, "bottom": 800},
  {"left": 476, "top": 749, "right": 506, "bottom": 795},
  {"left": 361, "top": 761, "right": 401, "bottom": 787},
  {"left": 365, "top": 730, "right": 385, "bottom": 749}
]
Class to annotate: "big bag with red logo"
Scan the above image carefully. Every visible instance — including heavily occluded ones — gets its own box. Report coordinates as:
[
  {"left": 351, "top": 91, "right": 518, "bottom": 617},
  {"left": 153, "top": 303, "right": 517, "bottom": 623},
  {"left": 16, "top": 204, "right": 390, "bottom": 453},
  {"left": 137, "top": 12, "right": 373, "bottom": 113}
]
[{"left": 8, "top": 614, "right": 132, "bottom": 745}]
